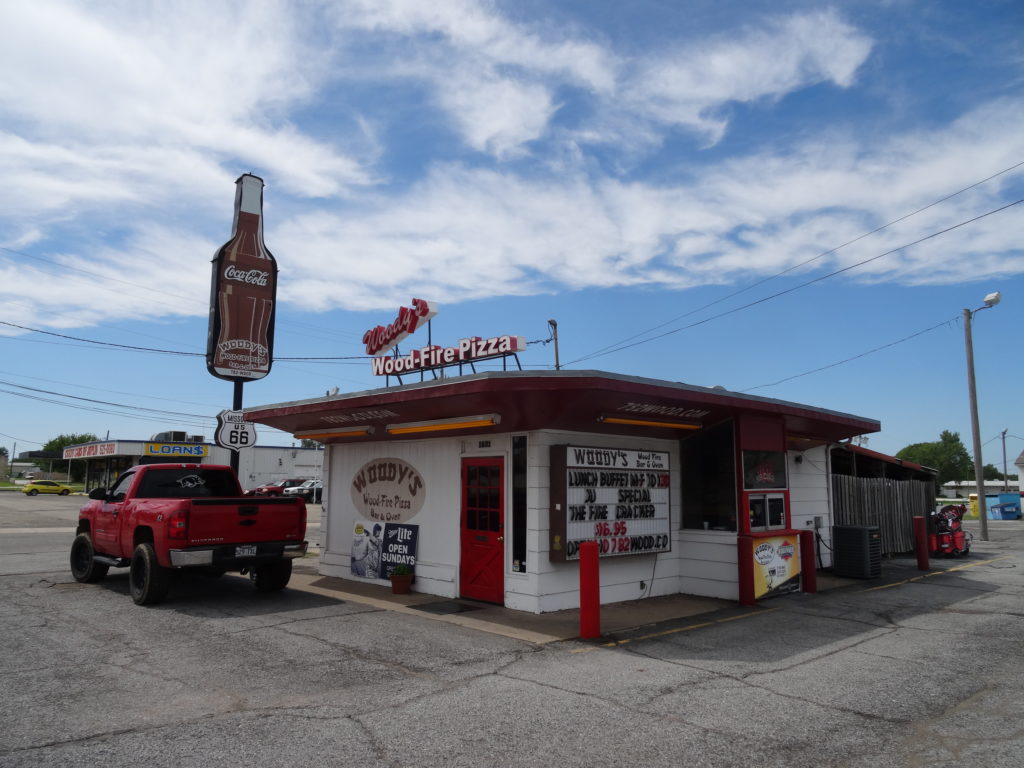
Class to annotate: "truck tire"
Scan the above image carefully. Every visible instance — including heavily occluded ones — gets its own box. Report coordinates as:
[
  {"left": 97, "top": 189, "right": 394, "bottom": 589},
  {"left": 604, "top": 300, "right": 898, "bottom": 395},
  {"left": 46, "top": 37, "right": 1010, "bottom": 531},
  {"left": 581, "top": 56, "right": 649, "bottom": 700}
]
[
  {"left": 253, "top": 559, "right": 292, "bottom": 592},
  {"left": 129, "top": 542, "right": 169, "bottom": 606},
  {"left": 70, "top": 533, "right": 109, "bottom": 583}
]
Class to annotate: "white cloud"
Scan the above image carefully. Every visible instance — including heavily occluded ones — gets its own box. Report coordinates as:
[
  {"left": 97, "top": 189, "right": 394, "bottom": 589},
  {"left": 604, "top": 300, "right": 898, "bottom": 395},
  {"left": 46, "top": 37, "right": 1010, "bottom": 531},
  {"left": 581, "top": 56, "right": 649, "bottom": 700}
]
[
  {"left": 1, "top": 1, "right": 1020, "bottom": 336},
  {"left": 265, "top": 98, "right": 1024, "bottom": 313},
  {"left": 336, "top": 0, "right": 616, "bottom": 91},
  {"left": 328, "top": 0, "right": 616, "bottom": 158},
  {"left": 625, "top": 10, "right": 873, "bottom": 142},
  {"left": 0, "top": 0, "right": 372, "bottom": 204},
  {"left": 437, "top": 72, "right": 559, "bottom": 157}
]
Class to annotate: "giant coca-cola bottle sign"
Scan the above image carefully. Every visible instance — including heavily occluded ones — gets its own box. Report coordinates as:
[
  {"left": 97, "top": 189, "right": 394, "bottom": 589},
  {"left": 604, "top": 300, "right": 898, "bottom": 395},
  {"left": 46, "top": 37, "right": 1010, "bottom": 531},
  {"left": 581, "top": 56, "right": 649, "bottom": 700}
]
[{"left": 206, "top": 174, "right": 278, "bottom": 381}]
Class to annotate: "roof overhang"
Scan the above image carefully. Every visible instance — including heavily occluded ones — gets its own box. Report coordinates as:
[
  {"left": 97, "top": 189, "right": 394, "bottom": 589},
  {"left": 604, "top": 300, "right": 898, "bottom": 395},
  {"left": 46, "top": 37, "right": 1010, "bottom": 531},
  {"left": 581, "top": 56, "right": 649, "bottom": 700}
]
[
  {"left": 841, "top": 444, "right": 937, "bottom": 475},
  {"left": 244, "top": 370, "right": 879, "bottom": 445}
]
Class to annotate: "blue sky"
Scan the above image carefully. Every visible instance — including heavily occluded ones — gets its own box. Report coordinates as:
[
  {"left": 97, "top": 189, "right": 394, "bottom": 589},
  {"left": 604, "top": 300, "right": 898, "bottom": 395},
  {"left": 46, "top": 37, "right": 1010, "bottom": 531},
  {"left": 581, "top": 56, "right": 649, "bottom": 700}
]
[{"left": 1, "top": 0, "right": 1022, "bottom": 468}]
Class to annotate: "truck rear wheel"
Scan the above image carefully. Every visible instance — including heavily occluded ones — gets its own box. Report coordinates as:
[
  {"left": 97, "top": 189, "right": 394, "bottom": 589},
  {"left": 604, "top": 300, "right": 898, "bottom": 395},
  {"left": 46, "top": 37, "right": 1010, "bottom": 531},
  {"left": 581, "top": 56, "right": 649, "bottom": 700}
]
[
  {"left": 70, "top": 533, "right": 109, "bottom": 583},
  {"left": 253, "top": 559, "right": 292, "bottom": 592},
  {"left": 129, "top": 543, "right": 169, "bottom": 606}
]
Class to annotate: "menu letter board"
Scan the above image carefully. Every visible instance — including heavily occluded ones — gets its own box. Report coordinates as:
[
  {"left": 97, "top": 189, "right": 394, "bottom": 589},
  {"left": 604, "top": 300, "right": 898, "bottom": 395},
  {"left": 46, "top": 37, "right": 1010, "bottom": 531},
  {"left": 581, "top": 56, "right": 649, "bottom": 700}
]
[{"left": 549, "top": 445, "right": 672, "bottom": 562}]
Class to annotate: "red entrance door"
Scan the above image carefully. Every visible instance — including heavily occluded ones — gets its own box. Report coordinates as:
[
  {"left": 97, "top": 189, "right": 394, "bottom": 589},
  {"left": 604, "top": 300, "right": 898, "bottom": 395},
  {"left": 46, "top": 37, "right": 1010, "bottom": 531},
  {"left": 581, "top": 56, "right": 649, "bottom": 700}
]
[{"left": 460, "top": 457, "right": 505, "bottom": 604}]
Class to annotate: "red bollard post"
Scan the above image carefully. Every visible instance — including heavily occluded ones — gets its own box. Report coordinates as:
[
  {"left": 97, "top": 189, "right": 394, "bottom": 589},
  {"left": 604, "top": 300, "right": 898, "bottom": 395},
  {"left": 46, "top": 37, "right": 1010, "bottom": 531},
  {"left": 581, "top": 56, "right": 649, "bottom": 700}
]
[
  {"left": 913, "top": 516, "right": 929, "bottom": 571},
  {"left": 579, "top": 540, "right": 600, "bottom": 639},
  {"left": 799, "top": 530, "right": 817, "bottom": 594}
]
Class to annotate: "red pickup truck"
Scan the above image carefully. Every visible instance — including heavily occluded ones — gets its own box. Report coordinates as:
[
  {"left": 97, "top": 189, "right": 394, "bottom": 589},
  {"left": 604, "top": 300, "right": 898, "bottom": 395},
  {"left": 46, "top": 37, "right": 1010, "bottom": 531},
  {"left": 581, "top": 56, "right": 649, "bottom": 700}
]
[{"left": 70, "top": 463, "right": 307, "bottom": 606}]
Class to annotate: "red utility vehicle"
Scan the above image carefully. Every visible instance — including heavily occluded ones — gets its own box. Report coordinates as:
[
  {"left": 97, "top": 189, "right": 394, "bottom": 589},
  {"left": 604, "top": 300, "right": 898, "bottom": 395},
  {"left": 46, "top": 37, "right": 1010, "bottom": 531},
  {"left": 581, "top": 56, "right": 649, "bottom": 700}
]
[
  {"left": 70, "top": 463, "right": 307, "bottom": 605},
  {"left": 245, "top": 477, "right": 307, "bottom": 496}
]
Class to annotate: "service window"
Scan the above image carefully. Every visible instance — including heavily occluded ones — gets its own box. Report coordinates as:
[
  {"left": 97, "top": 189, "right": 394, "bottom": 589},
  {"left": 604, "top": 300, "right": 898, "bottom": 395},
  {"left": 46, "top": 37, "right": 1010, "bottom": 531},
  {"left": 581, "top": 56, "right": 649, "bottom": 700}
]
[
  {"left": 743, "top": 450, "right": 788, "bottom": 532},
  {"left": 748, "top": 493, "right": 786, "bottom": 531}
]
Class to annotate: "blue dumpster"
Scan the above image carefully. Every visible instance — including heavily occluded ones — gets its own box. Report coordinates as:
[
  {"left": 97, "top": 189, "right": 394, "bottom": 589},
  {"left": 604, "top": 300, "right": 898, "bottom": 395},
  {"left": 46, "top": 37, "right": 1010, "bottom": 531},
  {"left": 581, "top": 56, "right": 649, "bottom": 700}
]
[{"left": 987, "top": 493, "right": 1022, "bottom": 520}]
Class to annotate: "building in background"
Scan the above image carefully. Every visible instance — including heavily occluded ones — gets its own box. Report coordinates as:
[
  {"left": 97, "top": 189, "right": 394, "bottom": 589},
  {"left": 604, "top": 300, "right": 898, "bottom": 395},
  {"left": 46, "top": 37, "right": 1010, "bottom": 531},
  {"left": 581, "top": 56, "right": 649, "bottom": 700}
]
[{"left": 62, "top": 431, "right": 323, "bottom": 493}]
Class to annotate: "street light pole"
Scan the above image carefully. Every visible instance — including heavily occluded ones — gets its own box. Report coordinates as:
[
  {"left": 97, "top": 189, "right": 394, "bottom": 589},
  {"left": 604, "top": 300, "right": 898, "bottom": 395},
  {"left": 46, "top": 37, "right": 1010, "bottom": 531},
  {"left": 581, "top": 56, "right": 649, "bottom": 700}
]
[
  {"left": 1001, "top": 428, "right": 1009, "bottom": 492},
  {"left": 963, "top": 291, "right": 1001, "bottom": 542}
]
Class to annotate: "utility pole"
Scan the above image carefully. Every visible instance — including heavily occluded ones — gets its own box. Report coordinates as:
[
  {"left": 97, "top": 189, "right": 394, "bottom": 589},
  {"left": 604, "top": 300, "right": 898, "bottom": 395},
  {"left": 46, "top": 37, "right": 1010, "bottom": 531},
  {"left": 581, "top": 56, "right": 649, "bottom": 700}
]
[
  {"left": 548, "top": 319, "right": 560, "bottom": 371},
  {"left": 964, "top": 306, "right": 988, "bottom": 541},
  {"left": 963, "top": 292, "right": 1001, "bottom": 541},
  {"left": 1002, "top": 428, "right": 1009, "bottom": 492}
]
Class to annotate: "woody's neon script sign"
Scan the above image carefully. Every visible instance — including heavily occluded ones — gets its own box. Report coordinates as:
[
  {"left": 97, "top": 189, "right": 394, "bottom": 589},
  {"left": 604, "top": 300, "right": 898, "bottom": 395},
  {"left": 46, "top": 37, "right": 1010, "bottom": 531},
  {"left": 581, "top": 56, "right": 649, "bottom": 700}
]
[
  {"left": 364, "top": 299, "right": 524, "bottom": 376},
  {"left": 363, "top": 298, "right": 437, "bottom": 356}
]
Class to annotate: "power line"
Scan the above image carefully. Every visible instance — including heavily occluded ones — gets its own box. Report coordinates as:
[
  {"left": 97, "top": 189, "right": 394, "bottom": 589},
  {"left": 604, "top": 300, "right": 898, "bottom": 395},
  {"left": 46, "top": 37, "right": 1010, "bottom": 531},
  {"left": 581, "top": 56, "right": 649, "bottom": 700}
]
[
  {"left": 566, "top": 197, "right": 1024, "bottom": 365},
  {"left": 741, "top": 316, "right": 959, "bottom": 392},
  {"left": 0, "top": 321, "right": 203, "bottom": 356},
  {"left": 0, "top": 388, "right": 213, "bottom": 428},
  {"left": 571, "top": 159, "right": 1024, "bottom": 364},
  {"left": 0, "top": 368, "right": 227, "bottom": 410},
  {"left": 1, "top": 319, "right": 549, "bottom": 362},
  {"left": 0, "top": 431, "right": 43, "bottom": 446},
  {"left": 0, "top": 244, "right": 367, "bottom": 346},
  {"left": 0, "top": 379, "right": 211, "bottom": 419}
]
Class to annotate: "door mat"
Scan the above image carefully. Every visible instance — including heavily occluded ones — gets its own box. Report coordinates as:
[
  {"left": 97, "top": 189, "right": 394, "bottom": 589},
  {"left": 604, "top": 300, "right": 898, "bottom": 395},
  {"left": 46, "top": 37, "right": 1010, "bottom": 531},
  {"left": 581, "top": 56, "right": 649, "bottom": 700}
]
[{"left": 410, "top": 600, "right": 484, "bottom": 615}]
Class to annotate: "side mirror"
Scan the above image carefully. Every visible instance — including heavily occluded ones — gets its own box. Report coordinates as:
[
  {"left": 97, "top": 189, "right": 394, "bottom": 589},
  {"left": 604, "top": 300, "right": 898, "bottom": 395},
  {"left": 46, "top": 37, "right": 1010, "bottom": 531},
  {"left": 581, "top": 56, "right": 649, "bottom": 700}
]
[{"left": 88, "top": 488, "right": 109, "bottom": 501}]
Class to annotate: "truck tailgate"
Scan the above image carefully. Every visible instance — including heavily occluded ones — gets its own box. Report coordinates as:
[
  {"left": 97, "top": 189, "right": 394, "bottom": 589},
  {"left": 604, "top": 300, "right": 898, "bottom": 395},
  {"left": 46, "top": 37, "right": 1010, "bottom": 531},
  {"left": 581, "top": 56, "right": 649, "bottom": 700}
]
[{"left": 186, "top": 498, "right": 305, "bottom": 545}]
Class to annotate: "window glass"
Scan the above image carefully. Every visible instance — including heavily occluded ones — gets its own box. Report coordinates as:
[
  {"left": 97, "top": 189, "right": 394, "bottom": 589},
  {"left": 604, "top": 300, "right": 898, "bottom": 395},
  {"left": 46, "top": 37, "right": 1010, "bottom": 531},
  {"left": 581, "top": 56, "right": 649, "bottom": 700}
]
[
  {"left": 747, "top": 493, "right": 787, "bottom": 531},
  {"left": 680, "top": 419, "right": 737, "bottom": 531},
  {"left": 743, "top": 451, "right": 787, "bottom": 489},
  {"left": 749, "top": 497, "right": 767, "bottom": 528},
  {"left": 110, "top": 472, "right": 135, "bottom": 501},
  {"left": 511, "top": 436, "right": 527, "bottom": 572},
  {"left": 134, "top": 469, "right": 239, "bottom": 499}
]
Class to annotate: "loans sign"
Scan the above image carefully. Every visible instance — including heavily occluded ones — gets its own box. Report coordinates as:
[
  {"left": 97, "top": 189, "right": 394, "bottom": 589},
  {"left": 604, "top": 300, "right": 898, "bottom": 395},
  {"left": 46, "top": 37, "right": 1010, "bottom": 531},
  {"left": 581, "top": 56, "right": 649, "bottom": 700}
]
[{"left": 548, "top": 445, "right": 672, "bottom": 562}]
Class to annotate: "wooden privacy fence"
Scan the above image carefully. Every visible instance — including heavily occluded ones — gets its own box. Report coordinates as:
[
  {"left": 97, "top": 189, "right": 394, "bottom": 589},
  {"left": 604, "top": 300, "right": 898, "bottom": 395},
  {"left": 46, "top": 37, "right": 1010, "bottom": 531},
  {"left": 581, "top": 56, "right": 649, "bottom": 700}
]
[{"left": 832, "top": 475, "right": 935, "bottom": 555}]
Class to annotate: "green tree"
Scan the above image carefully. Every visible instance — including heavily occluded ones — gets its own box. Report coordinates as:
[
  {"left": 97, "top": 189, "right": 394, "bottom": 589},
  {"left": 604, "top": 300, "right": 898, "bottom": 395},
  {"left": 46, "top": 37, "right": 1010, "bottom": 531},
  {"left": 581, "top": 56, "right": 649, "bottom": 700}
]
[
  {"left": 299, "top": 439, "right": 322, "bottom": 449},
  {"left": 896, "top": 430, "right": 973, "bottom": 489},
  {"left": 39, "top": 433, "right": 99, "bottom": 482},
  {"left": 983, "top": 464, "right": 1004, "bottom": 481}
]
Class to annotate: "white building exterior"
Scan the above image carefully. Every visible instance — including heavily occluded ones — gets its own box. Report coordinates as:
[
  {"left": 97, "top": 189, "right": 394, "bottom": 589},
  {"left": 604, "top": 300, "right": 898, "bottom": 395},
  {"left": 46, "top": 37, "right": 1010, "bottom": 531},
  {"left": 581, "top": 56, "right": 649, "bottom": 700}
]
[{"left": 249, "top": 370, "right": 877, "bottom": 613}]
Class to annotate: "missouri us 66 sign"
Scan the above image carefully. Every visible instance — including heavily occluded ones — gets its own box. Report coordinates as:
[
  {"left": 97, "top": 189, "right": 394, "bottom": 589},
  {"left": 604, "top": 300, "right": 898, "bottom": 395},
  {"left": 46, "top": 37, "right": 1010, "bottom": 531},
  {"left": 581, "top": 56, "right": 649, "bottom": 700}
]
[{"left": 216, "top": 409, "right": 257, "bottom": 450}]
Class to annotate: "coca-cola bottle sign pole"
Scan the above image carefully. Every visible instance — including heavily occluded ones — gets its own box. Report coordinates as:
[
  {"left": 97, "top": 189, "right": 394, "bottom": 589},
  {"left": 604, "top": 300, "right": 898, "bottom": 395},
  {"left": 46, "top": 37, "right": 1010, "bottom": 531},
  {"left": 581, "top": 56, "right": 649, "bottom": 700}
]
[{"left": 206, "top": 174, "right": 278, "bottom": 382}]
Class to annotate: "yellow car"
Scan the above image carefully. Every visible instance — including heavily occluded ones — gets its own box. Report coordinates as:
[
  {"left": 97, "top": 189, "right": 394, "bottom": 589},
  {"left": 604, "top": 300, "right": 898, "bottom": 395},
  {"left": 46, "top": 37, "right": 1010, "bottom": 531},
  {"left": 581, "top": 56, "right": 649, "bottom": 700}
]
[{"left": 22, "top": 480, "right": 74, "bottom": 496}]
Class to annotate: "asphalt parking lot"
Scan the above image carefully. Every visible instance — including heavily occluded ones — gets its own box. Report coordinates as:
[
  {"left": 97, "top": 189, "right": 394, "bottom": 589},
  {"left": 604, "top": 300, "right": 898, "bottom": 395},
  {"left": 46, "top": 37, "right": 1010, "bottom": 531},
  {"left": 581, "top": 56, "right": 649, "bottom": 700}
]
[{"left": 1, "top": 492, "right": 1022, "bottom": 767}]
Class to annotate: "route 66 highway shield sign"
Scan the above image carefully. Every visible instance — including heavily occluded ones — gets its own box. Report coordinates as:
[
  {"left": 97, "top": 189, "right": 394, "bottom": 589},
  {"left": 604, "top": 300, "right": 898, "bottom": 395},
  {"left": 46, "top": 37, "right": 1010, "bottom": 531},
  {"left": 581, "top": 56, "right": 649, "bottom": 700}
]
[{"left": 216, "top": 409, "right": 258, "bottom": 450}]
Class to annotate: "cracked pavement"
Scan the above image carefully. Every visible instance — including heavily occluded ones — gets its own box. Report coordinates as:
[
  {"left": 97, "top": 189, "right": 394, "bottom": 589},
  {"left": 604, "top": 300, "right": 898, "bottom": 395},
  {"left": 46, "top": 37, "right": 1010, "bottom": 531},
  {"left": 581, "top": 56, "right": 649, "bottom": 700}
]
[{"left": 1, "top": 510, "right": 1022, "bottom": 767}]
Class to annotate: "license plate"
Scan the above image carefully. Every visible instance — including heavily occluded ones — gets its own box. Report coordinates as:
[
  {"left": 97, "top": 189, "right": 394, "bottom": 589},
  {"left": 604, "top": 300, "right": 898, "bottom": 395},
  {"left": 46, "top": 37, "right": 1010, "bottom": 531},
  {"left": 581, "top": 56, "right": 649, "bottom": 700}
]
[{"left": 235, "top": 545, "right": 257, "bottom": 557}]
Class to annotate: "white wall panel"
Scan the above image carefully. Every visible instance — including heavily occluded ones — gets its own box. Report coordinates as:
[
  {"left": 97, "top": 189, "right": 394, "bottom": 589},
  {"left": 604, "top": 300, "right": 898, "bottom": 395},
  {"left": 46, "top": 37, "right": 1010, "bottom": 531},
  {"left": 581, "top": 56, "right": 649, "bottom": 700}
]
[{"left": 788, "top": 445, "right": 833, "bottom": 568}]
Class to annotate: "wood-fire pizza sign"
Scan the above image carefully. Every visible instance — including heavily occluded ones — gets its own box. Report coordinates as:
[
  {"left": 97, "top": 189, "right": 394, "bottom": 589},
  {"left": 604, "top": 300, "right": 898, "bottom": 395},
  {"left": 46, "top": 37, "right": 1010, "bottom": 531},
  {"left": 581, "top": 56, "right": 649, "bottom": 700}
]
[{"left": 549, "top": 445, "right": 672, "bottom": 562}]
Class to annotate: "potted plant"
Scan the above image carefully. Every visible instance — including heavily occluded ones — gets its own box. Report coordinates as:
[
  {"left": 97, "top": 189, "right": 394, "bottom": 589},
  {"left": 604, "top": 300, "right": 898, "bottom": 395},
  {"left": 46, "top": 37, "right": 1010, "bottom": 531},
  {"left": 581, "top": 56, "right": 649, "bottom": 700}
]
[{"left": 389, "top": 564, "right": 414, "bottom": 594}]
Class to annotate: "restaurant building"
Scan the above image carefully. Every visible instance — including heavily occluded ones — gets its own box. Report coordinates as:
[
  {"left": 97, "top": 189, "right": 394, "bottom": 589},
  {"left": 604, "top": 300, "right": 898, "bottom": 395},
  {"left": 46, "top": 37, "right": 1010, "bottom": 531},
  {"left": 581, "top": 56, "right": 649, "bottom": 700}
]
[{"left": 245, "top": 368, "right": 880, "bottom": 612}]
